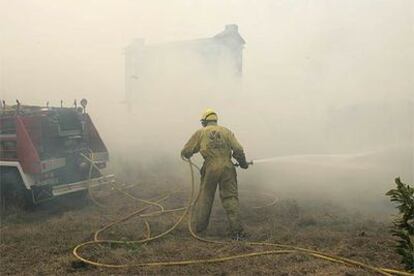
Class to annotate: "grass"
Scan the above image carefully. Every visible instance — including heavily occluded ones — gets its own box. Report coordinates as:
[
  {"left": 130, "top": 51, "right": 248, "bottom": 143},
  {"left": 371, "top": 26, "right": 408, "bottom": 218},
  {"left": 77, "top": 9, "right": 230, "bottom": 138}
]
[{"left": 0, "top": 171, "right": 407, "bottom": 275}]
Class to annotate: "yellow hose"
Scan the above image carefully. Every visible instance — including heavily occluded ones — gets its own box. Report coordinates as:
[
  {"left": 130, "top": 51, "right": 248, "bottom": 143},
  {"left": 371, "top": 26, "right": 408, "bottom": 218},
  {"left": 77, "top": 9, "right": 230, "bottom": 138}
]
[{"left": 72, "top": 158, "right": 412, "bottom": 276}]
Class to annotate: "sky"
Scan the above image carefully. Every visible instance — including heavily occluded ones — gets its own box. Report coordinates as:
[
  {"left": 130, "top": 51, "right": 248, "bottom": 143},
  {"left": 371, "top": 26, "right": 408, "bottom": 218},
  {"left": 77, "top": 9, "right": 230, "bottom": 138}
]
[{"left": 1, "top": 0, "right": 412, "bottom": 106}]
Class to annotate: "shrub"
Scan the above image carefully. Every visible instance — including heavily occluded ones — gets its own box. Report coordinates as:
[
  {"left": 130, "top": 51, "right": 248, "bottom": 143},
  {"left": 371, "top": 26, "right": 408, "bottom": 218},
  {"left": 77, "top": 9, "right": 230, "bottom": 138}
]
[{"left": 386, "top": 177, "right": 414, "bottom": 271}]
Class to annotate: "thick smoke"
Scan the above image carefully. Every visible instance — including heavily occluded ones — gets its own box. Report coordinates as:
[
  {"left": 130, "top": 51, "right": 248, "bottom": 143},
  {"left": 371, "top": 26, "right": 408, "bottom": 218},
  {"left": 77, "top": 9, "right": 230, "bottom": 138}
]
[{"left": 1, "top": 0, "right": 413, "bottom": 213}]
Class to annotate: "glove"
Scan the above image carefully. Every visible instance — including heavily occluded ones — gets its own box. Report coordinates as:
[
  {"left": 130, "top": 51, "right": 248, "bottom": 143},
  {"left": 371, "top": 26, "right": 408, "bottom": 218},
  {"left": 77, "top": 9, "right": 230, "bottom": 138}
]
[
  {"left": 180, "top": 150, "right": 192, "bottom": 160},
  {"left": 239, "top": 160, "right": 249, "bottom": 169}
]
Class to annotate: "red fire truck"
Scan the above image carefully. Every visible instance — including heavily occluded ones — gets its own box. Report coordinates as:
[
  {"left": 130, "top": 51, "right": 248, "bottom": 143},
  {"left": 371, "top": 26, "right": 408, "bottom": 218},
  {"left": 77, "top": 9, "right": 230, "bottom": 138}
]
[{"left": 0, "top": 100, "right": 113, "bottom": 208}]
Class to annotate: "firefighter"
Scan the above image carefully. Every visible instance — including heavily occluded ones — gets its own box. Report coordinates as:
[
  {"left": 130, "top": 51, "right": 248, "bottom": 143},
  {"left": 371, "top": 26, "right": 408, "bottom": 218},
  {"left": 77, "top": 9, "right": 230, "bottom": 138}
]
[{"left": 181, "top": 108, "right": 249, "bottom": 240}]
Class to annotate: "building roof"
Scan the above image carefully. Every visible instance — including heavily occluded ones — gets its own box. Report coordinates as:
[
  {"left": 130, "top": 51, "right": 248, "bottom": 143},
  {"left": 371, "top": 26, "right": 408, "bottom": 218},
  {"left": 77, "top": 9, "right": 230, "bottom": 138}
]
[{"left": 126, "top": 24, "right": 245, "bottom": 52}]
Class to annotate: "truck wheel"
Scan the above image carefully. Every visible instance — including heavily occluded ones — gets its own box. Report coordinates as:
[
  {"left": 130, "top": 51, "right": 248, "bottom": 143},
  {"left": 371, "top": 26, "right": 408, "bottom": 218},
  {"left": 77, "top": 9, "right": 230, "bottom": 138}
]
[{"left": 0, "top": 167, "right": 34, "bottom": 210}]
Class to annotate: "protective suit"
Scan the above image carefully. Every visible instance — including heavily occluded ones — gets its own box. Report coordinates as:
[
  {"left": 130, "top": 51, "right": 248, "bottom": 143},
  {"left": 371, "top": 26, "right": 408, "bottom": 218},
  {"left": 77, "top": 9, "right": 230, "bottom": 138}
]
[{"left": 181, "top": 109, "right": 249, "bottom": 238}]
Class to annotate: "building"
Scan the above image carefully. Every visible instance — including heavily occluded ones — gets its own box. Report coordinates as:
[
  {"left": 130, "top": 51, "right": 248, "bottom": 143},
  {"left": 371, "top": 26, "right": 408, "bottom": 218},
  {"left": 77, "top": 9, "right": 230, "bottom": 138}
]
[{"left": 124, "top": 24, "right": 246, "bottom": 110}]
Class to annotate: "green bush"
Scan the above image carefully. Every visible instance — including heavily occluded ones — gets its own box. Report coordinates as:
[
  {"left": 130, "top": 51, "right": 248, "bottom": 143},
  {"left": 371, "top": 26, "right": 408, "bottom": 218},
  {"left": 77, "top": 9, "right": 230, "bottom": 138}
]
[{"left": 386, "top": 177, "right": 414, "bottom": 271}]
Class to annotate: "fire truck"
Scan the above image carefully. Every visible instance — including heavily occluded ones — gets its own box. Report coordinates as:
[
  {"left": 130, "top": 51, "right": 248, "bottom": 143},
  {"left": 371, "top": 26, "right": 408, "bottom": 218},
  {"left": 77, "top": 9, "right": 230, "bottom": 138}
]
[{"left": 0, "top": 100, "right": 113, "bottom": 208}]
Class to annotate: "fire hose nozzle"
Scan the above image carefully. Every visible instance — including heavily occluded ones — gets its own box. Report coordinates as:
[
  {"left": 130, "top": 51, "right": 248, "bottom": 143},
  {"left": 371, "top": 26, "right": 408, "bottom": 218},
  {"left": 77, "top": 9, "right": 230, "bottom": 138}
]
[{"left": 234, "top": 160, "right": 254, "bottom": 167}]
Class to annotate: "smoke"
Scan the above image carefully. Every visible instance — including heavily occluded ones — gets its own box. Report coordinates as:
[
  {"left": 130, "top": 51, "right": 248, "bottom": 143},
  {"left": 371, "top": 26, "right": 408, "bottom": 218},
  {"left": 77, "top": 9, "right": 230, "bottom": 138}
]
[{"left": 1, "top": 0, "right": 413, "bottom": 213}]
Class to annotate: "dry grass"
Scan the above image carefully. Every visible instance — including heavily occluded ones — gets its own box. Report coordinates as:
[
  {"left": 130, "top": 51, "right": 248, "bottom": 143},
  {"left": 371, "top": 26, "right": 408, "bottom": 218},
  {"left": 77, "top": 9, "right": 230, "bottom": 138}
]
[{"left": 0, "top": 171, "right": 406, "bottom": 275}]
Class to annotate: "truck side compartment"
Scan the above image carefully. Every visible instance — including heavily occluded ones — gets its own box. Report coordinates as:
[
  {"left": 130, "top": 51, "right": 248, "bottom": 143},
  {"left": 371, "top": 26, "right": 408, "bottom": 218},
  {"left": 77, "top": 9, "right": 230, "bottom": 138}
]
[{"left": 0, "top": 103, "right": 112, "bottom": 208}]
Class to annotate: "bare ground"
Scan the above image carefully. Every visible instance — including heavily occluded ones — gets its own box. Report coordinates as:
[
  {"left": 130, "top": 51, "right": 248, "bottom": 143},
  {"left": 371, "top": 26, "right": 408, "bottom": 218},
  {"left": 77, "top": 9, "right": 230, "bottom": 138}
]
[{"left": 0, "top": 174, "right": 406, "bottom": 275}]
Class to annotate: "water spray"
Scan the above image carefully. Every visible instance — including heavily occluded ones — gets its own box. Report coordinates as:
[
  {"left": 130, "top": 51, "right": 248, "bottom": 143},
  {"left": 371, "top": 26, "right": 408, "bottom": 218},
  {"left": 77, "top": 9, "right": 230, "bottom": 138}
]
[{"left": 235, "top": 150, "right": 381, "bottom": 167}]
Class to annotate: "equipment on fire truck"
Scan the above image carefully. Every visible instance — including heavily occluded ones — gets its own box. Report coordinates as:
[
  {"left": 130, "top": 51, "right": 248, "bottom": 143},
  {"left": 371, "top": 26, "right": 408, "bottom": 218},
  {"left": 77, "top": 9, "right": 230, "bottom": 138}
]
[{"left": 0, "top": 100, "right": 113, "bottom": 209}]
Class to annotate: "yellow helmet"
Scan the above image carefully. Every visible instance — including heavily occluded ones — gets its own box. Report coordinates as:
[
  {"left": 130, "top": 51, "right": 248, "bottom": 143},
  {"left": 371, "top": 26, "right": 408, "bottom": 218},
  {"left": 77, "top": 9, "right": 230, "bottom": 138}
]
[{"left": 201, "top": 108, "right": 218, "bottom": 126}]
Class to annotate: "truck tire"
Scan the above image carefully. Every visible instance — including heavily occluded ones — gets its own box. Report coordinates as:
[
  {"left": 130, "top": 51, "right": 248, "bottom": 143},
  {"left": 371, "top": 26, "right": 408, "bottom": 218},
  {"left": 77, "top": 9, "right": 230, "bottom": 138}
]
[{"left": 0, "top": 167, "right": 34, "bottom": 210}]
